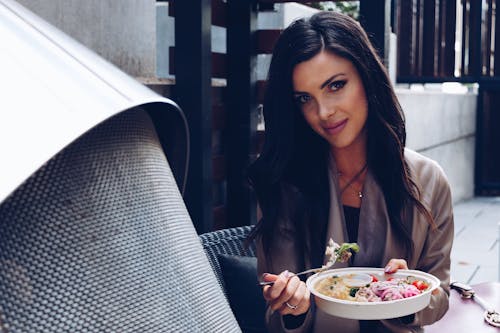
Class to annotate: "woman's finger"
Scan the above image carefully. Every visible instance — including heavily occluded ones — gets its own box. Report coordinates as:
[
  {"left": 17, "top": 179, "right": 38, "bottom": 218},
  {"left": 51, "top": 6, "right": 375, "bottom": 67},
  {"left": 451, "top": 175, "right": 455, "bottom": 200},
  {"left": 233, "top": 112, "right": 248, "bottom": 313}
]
[
  {"left": 279, "top": 281, "right": 310, "bottom": 316},
  {"left": 261, "top": 273, "right": 279, "bottom": 301},
  {"left": 261, "top": 273, "right": 279, "bottom": 282},
  {"left": 262, "top": 270, "right": 290, "bottom": 302},
  {"left": 272, "top": 275, "right": 300, "bottom": 311},
  {"left": 384, "top": 258, "right": 408, "bottom": 273}
]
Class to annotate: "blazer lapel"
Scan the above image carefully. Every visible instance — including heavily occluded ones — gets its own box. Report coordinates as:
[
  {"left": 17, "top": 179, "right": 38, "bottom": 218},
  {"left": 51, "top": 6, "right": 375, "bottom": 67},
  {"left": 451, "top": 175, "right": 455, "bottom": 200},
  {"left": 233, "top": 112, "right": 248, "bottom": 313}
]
[
  {"left": 325, "top": 157, "right": 349, "bottom": 269},
  {"left": 326, "top": 159, "right": 406, "bottom": 269},
  {"left": 354, "top": 170, "right": 388, "bottom": 267}
]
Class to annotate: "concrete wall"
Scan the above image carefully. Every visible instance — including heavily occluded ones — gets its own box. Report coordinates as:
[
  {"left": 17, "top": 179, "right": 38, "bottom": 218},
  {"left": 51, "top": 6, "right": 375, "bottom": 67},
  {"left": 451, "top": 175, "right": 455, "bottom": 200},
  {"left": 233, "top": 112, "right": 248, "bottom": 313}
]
[
  {"left": 16, "top": 0, "right": 157, "bottom": 78},
  {"left": 397, "top": 88, "right": 477, "bottom": 203}
]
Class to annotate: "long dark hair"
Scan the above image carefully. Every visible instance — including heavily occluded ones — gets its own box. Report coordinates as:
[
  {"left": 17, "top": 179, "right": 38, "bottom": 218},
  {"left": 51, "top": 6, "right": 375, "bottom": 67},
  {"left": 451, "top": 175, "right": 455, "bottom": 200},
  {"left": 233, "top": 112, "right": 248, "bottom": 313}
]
[{"left": 248, "top": 11, "right": 433, "bottom": 268}]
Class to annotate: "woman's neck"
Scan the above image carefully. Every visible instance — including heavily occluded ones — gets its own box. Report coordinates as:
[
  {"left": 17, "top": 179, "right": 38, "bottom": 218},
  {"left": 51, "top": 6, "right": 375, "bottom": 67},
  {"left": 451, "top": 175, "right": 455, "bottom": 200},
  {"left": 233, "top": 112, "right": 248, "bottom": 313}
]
[
  {"left": 332, "top": 145, "right": 367, "bottom": 208},
  {"left": 331, "top": 145, "right": 367, "bottom": 178}
]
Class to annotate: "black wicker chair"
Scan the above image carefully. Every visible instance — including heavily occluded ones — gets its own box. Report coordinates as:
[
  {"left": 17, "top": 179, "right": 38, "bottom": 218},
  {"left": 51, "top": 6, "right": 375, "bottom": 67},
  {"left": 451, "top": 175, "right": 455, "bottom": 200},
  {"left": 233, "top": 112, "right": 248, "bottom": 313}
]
[
  {"left": 199, "top": 226, "right": 256, "bottom": 289},
  {"left": 0, "top": 108, "right": 241, "bottom": 332},
  {"left": 199, "top": 226, "right": 267, "bottom": 333}
]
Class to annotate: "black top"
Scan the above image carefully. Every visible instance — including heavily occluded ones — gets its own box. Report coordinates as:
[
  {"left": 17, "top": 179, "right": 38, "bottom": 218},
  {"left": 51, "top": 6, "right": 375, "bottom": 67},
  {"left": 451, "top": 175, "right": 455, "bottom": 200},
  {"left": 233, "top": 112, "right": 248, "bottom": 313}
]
[
  {"left": 343, "top": 205, "right": 392, "bottom": 332},
  {"left": 343, "top": 205, "right": 360, "bottom": 243},
  {"left": 343, "top": 205, "right": 380, "bottom": 332}
]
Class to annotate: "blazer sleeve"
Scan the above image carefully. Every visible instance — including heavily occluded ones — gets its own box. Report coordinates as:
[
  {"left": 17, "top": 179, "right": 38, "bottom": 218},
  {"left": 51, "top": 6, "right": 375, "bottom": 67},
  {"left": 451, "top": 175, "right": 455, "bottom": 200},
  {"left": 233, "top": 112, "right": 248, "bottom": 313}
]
[
  {"left": 397, "top": 166, "right": 454, "bottom": 332},
  {"left": 257, "top": 231, "right": 315, "bottom": 333},
  {"left": 381, "top": 162, "right": 454, "bottom": 331}
]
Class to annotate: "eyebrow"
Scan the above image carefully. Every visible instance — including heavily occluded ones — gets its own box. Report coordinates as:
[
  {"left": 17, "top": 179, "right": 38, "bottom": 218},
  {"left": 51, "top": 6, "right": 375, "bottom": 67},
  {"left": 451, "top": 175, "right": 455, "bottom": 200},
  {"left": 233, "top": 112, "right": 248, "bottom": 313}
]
[
  {"left": 320, "top": 73, "right": 346, "bottom": 89},
  {"left": 293, "top": 73, "right": 346, "bottom": 94}
]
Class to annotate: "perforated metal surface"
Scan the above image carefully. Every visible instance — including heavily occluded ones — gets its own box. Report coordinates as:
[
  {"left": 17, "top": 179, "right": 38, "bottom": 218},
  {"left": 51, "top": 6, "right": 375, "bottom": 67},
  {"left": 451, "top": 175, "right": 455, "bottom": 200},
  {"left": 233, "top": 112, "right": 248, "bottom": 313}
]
[{"left": 0, "top": 109, "right": 240, "bottom": 332}]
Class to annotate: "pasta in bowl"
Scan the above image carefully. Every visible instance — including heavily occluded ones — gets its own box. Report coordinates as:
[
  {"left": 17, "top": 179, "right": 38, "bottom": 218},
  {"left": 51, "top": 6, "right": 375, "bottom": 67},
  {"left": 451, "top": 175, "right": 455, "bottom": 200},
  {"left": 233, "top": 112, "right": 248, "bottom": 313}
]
[{"left": 306, "top": 267, "right": 440, "bottom": 320}]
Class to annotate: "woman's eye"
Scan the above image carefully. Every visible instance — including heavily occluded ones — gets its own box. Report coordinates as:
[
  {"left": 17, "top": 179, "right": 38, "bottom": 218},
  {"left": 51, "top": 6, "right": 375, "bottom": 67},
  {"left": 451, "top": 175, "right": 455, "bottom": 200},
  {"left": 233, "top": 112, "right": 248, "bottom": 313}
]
[
  {"left": 328, "top": 80, "right": 347, "bottom": 91},
  {"left": 295, "top": 94, "right": 311, "bottom": 105}
]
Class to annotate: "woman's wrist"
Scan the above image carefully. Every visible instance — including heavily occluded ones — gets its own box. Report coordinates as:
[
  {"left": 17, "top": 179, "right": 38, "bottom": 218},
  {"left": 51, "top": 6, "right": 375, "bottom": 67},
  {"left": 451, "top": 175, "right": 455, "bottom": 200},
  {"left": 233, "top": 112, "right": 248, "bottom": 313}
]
[
  {"left": 399, "top": 313, "right": 415, "bottom": 324},
  {"left": 283, "top": 313, "right": 307, "bottom": 329}
]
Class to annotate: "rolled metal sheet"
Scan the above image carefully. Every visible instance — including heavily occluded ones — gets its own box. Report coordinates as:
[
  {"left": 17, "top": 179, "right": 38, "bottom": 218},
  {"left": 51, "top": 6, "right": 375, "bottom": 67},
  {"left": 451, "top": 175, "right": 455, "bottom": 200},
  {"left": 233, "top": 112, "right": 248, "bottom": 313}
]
[{"left": 0, "top": 0, "right": 188, "bottom": 204}]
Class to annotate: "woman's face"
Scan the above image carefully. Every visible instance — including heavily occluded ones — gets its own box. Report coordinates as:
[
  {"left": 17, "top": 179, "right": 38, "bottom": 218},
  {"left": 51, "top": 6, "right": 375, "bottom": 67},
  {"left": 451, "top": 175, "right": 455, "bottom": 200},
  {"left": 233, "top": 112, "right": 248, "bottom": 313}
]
[{"left": 292, "top": 51, "right": 368, "bottom": 153}]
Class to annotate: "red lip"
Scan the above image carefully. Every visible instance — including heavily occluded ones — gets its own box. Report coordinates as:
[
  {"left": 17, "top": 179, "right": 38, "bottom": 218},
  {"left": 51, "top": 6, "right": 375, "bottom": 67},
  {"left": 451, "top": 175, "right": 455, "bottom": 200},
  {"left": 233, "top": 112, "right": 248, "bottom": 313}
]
[{"left": 324, "top": 119, "right": 348, "bottom": 135}]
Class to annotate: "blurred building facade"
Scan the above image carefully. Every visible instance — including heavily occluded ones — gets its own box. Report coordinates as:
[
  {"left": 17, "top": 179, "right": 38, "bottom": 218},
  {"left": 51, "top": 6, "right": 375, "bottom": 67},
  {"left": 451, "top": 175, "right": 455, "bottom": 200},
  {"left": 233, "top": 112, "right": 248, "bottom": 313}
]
[{"left": 15, "top": 0, "right": 489, "bottom": 232}]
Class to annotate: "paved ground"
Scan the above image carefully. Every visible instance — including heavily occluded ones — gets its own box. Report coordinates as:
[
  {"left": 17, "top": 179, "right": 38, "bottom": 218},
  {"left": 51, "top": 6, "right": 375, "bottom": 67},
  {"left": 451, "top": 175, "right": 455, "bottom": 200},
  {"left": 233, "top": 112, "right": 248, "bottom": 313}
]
[{"left": 451, "top": 196, "right": 500, "bottom": 285}]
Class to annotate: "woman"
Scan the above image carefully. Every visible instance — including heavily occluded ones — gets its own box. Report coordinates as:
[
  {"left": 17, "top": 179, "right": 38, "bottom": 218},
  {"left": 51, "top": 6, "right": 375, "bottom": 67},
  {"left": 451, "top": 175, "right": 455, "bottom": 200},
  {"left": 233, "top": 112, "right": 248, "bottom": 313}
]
[{"left": 248, "top": 11, "right": 454, "bottom": 333}]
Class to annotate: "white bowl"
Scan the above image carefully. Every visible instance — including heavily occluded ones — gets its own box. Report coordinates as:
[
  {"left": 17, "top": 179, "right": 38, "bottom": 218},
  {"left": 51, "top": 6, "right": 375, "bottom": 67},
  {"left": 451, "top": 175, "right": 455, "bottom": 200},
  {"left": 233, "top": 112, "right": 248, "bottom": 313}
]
[{"left": 306, "top": 267, "right": 440, "bottom": 320}]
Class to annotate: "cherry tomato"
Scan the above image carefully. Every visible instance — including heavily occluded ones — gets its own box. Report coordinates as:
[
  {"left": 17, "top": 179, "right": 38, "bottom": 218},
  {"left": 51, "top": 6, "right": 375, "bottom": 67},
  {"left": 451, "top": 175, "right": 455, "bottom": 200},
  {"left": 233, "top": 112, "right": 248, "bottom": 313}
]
[
  {"left": 370, "top": 275, "right": 378, "bottom": 282},
  {"left": 386, "top": 277, "right": 394, "bottom": 281},
  {"left": 412, "top": 280, "right": 429, "bottom": 291}
]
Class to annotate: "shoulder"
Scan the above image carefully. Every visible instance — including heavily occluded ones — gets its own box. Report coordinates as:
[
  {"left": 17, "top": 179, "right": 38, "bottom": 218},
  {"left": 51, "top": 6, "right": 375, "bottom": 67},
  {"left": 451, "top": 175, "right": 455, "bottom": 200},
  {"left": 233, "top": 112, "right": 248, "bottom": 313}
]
[
  {"left": 404, "top": 148, "right": 451, "bottom": 203},
  {"left": 404, "top": 148, "right": 447, "bottom": 183}
]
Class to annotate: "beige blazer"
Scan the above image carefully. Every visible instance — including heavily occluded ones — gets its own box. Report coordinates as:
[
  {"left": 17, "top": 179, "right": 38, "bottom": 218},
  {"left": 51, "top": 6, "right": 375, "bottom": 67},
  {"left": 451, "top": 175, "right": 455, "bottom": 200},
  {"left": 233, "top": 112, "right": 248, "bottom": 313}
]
[{"left": 257, "top": 149, "right": 454, "bottom": 333}]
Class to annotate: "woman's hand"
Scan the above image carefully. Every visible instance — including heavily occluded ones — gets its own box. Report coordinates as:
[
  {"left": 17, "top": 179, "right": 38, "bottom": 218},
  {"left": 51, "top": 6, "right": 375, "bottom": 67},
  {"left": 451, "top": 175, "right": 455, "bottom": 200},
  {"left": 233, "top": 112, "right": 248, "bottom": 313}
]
[
  {"left": 384, "top": 259, "right": 441, "bottom": 296},
  {"left": 384, "top": 258, "right": 408, "bottom": 274},
  {"left": 261, "top": 270, "right": 311, "bottom": 316}
]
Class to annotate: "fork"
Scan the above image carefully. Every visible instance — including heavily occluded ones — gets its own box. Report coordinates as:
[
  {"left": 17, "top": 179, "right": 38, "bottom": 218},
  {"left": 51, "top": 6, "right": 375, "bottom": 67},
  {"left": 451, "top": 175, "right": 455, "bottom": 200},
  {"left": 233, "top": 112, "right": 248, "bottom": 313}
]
[
  {"left": 450, "top": 281, "right": 500, "bottom": 328},
  {"left": 258, "top": 240, "right": 359, "bottom": 286},
  {"left": 258, "top": 266, "right": 330, "bottom": 286}
]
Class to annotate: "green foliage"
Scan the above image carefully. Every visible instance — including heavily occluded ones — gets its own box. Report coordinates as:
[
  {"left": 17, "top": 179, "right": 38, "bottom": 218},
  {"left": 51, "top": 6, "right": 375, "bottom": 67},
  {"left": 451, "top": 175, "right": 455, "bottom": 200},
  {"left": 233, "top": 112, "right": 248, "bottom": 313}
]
[
  {"left": 337, "top": 242, "right": 360, "bottom": 254},
  {"left": 305, "top": 1, "right": 360, "bottom": 20}
]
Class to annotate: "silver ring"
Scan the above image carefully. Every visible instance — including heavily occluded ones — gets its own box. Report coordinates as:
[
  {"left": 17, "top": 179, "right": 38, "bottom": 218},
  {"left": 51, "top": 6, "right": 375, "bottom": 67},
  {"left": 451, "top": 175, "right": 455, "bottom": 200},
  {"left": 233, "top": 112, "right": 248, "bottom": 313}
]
[{"left": 285, "top": 302, "right": 298, "bottom": 310}]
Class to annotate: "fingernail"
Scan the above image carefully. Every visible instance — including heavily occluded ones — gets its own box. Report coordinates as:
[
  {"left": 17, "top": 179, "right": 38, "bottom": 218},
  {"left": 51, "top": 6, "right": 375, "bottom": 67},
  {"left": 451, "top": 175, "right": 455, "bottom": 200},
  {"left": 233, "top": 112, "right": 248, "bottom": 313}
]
[
  {"left": 384, "top": 265, "right": 392, "bottom": 273},
  {"left": 262, "top": 273, "right": 269, "bottom": 278},
  {"left": 282, "top": 270, "right": 289, "bottom": 277}
]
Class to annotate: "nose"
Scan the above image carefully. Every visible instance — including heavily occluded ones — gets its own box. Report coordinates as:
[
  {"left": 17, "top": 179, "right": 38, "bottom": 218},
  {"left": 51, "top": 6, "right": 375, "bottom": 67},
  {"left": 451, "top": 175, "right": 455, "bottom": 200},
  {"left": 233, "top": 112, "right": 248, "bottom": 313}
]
[{"left": 317, "top": 100, "right": 335, "bottom": 121}]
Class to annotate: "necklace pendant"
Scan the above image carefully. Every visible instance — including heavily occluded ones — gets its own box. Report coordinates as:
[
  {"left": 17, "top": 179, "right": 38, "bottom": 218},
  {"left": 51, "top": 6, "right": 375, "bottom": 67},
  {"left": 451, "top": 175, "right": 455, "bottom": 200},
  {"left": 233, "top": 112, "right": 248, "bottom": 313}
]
[{"left": 358, "top": 192, "right": 363, "bottom": 198}]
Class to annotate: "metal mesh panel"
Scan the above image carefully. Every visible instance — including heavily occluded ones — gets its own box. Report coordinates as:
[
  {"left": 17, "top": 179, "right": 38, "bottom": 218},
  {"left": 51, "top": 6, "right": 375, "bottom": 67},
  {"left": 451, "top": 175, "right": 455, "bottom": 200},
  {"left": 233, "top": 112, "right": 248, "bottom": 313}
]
[{"left": 0, "top": 109, "right": 240, "bottom": 333}]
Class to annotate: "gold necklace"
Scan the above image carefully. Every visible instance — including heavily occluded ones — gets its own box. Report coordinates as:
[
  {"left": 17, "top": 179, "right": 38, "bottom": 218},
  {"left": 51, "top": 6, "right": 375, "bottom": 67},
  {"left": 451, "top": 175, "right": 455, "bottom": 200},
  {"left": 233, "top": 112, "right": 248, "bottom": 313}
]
[{"left": 338, "top": 164, "right": 367, "bottom": 199}]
